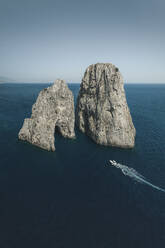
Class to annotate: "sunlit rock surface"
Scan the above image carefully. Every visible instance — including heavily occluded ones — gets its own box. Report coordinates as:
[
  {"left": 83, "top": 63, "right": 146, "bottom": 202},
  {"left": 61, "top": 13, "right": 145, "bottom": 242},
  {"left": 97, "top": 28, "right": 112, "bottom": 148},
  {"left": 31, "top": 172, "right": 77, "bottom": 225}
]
[
  {"left": 19, "top": 79, "right": 75, "bottom": 151},
  {"left": 76, "top": 63, "right": 136, "bottom": 148}
]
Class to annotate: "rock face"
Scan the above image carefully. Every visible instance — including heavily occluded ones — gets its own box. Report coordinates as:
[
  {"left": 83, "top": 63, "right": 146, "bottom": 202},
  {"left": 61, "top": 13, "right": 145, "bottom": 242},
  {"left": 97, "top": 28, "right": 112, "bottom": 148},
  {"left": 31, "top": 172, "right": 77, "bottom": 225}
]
[
  {"left": 18, "top": 79, "right": 75, "bottom": 151},
  {"left": 76, "top": 63, "right": 136, "bottom": 148}
]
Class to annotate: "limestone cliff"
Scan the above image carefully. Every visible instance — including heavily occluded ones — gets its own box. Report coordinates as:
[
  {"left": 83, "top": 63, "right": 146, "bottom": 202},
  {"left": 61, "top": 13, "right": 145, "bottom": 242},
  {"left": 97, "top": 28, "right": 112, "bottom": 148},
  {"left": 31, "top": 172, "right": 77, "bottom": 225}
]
[
  {"left": 76, "top": 63, "right": 136, "bottom": 148},
  {"left": 18, "top": 79, "right": 75, "bottom": 151}
]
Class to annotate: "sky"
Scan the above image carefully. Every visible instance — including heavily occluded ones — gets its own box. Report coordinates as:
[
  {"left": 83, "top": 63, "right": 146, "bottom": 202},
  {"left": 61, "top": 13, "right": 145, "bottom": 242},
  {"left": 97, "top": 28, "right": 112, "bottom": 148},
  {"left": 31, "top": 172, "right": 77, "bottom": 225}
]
[{"left": 0, "top": 0, "right": 165, "bottom": 83}]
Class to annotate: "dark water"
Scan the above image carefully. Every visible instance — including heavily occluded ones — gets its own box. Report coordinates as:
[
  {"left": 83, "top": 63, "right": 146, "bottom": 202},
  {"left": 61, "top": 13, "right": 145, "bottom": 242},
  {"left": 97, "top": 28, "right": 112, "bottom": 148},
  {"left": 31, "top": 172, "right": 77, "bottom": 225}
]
[{"left": 0, "top": 83, "right": 165, "bottom": 248}]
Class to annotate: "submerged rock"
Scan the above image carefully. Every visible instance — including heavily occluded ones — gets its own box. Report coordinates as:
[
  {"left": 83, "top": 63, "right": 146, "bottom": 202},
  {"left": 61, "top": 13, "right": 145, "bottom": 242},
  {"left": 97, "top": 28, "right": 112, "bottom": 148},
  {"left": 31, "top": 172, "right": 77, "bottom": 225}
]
[
  {"left": 76, "top": 63, "right": 136, "bottom": 148},
  {"left": 18, "top": 79, "right": 75, "bottom": 151}
]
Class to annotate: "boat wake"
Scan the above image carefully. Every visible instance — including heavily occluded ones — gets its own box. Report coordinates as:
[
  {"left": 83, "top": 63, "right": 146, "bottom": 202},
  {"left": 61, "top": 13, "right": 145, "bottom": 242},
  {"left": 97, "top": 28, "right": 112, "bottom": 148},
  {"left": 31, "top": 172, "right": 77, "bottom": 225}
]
[{"left": 109, "top": 160, "right": 165, "bottom": 193}]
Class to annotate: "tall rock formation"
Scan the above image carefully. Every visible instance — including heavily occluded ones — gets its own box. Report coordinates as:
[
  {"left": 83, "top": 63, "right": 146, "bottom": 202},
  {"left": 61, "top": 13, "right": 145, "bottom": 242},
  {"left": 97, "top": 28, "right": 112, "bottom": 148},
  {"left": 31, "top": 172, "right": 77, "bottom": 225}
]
[
  {"left": 76, "top": 63, "right": 136, "bottom": 148},
  {"left": 18, "top": 79, "right": 75, "bottom": 151}
]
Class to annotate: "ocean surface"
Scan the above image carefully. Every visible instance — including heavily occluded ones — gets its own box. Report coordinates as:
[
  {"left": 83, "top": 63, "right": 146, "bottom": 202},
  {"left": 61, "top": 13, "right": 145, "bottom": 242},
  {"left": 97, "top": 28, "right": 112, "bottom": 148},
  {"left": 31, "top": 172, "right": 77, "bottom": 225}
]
[{"left": 0, "top": 83, "right": 165, "bottom": 248}]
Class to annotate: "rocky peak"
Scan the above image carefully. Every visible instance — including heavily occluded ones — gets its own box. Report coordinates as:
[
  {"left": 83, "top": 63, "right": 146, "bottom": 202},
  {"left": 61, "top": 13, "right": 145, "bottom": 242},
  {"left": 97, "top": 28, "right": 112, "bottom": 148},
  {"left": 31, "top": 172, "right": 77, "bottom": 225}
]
[{"left": 76, "top": 63, "right": 136, "bottom": 148}]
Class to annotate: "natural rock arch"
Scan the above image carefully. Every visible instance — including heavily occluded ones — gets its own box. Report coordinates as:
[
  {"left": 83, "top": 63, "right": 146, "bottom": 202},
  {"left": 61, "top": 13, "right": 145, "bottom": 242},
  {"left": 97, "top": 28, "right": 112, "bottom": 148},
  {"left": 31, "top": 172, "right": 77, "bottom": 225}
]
[{"left": 18, "top": 79, "right": 75, "bottom": 151}]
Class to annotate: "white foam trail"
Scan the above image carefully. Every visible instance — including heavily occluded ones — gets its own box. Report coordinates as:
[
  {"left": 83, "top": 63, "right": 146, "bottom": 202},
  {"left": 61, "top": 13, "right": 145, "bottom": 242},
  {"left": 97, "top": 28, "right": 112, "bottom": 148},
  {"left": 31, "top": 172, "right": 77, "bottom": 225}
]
[{"left": 109, "top": 160, "right": 165, "bottom": 193}]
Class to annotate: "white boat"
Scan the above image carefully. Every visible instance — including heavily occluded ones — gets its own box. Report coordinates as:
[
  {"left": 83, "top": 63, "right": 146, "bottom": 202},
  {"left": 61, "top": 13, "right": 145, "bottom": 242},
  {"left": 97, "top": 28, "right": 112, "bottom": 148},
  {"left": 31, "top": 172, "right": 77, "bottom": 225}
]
[{"left": 109, "top": 160, "right": 118, "bottom": 166}]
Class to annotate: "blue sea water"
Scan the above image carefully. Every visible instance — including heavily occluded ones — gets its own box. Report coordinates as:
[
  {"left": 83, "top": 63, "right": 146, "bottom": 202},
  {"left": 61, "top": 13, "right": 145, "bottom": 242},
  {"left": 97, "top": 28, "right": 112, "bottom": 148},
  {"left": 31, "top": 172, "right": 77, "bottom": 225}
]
[{"left": 0, "top": 83, "right": 165, "bottom": 248}]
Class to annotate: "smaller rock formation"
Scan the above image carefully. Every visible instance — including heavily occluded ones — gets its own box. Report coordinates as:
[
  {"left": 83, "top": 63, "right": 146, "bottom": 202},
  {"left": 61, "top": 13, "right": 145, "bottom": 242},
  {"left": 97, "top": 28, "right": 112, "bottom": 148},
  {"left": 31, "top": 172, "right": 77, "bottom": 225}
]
[
  {"left": 18, "top": 79, "right": 75, "bottom": 151},
  {"left": 76, "top": 63, "right": 136, "bottom": 148}
]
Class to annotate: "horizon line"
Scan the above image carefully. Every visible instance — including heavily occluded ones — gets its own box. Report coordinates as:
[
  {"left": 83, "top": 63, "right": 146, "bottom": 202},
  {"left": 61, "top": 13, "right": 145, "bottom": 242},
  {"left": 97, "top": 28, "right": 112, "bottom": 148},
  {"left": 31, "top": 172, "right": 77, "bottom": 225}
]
[{"left": 1, "top": 81, "right": 165, "bottom": 85}]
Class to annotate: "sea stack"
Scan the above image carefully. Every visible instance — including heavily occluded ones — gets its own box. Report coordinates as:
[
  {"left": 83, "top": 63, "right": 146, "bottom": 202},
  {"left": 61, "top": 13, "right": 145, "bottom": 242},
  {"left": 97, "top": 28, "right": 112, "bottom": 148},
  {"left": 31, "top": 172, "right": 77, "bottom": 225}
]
[
  {"left": 18, "top": 79, "right": 75, "bottom": 151},
  {"left": 76, "top": 63, "right": 136, "bottom": 148}
]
